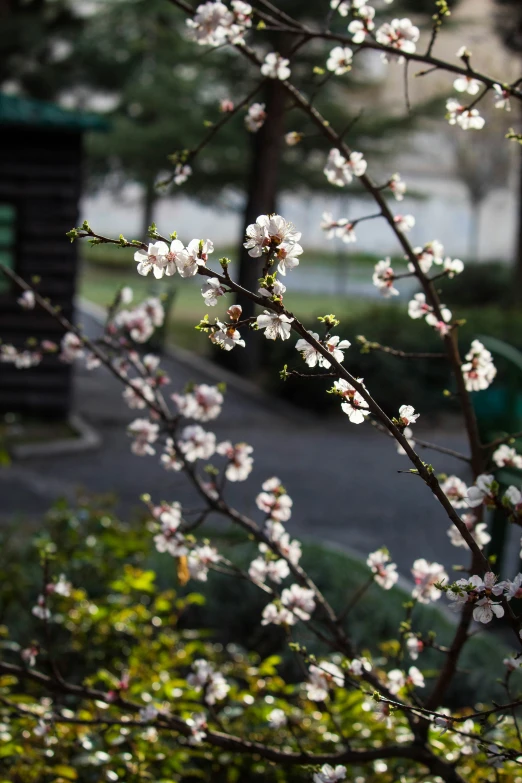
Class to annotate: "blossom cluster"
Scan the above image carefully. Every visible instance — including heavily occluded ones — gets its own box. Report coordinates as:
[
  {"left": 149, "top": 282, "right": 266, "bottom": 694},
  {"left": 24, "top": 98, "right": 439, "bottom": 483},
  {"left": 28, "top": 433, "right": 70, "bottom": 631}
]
[
  {"left": 135, "top": 238, "right": 213, "bottom": 280},
  {"left": 462, "top": 339, "right": 497, "bottom": 392},
  {"left": 324, "top": 148, "right": 367, "bottom": 187},
  {"left": 186, "top": 0, "right": 252, "bottom": 46},
  {"left": 408, "top": 292, "right": 452, "bottom": 336}
]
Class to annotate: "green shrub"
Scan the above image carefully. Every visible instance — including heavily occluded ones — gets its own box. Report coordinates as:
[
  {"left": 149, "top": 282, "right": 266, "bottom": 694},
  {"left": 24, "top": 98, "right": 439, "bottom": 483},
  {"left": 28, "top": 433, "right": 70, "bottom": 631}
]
[
  {"left": 438, "top": 262, "right": 511, "bottom": 308},
  {"left": 261, "top": 303, "right": 522, "bottom": 418}
]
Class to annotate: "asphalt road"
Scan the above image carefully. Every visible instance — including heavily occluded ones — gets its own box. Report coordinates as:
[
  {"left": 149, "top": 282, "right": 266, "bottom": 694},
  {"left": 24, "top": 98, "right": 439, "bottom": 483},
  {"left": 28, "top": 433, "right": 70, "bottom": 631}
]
[{"left": 1, "top": 308, "right": 476, "bottom": 576}]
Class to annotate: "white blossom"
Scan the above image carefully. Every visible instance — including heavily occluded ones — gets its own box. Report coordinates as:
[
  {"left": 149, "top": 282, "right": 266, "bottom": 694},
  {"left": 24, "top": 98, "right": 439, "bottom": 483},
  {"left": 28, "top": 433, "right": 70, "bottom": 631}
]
[
  {"left": 201, "top": 277, "right": 226, "bottom": 306},
  {"left": 406, "top": 636, "right": 424, "bottom": 660},
  {"left": 33, "top": 719, "right": 50, "bottom": 737},
  {"left": 281, "top": 584, "right": 316, "bottom": 622},
  {"left": 173, "top": 384, "right": 224, "bottom": 422},
  {"left": 492, "top": 444, "right": 522, "bottom": 470},
  {"left": 504, "top": 573, "right": 522, "bottom": 601},
  {"left": 348, "top": 6, "right": 375, "bottom": 43},
  {"left": 17, "top": 290, "right": 35, "bottom": 309},
  {"left": 493, "top": 83, "right": 511, "bottom": 111},
  {"left": 441, "top": 475, "right": 469, "bottom": 508},
  {"left": 285, "top": 131, "right": 302, "bottom": 146},
  {"left": 387, "top": 666, "right": 425, "bottom": 694},
  {"left": 245, "top": 102, "right": 266, "bottom": 132},
  {"left": 366, "top": 549, "right": 398, "bottom": 590},
  {"left": 443, "top": 257, "right": 464, "bottom": 277},
  {"left": 257, "top": 311, "right": 294, "bottom": 340},
  {"left": 127, "top": 418, "right": 159, "bottom": 456},
  {"left": 467, "top": 473, "right": 496, "bottom": 508},
  {"left": 259, "top": 279, "right": 287, "bottom": 299},
  {"left": 244, "top": 214, "right": 300, "bottom": 258},
  {"left": 453, "top": 76, "right": 481, "bottom": 95},
  {"left": 447, "top": 513, "right": 491, "bottom": 550},
  {"left": 446, "top": 98, "right": 485, "bottom": 130},
  {"left": 474, "top": 596, "right": 504, "bottom": 624},
  {"left": 376, "top": 18, "right": 420, "bottom": 58},
  {"left": 257, "top": 481, "right": 293, "bottom": 521},
  {"left": 60, "top": 332, "right": 84, "bottom": 363},
  {"left": 276, "top": 241, "right": 302, "bottom": 275},
  {"left": 326, "top": 46, "right": 353, "bottom": 75},
  {"left": 179, "top": 425, "right": 216, "bottom": 462},
  {"left": 216, "top": 440, "right": 254, "bottom": 481},
  {"left": 503, "top": 655, "right": 522, "bottom": 671},
  {"left": 177, "top": 238, "right": 213, "bottom": 278},
  {"left": 330, "top": 0, "right": 351, "bottom": 15},
  {"left": 389, "top": 173, "right": 406, "bottom": 201},
  {"left": 186, "top": 0, "right": 249, "bottom": 46},
  {"left": 324, "top": 336, "right": 351, "bottom": 366},
  {"left": 462, "top": 340, "right": 497, "bottom": 392},
  {"left": 47, "top": 574, "right": 72, "bottom": 597},
  {"left": 187, "top": 659, "right": 229, "bottom": 704},
  {"left": 321, "top": 213, "right": 356, "bottom": 243},
  {"left": 174, "top": 164, "right": 192, "bottom": 185},
  {"left": 411, "top": 559, "right": 447, "bottom": 603},
  {"left": 32, "top": 595, "right": 51, "bottom": 621},
  {"left": 187, "top": 712, "right": 207, "bottom": 744},
  {"left": 261, "top": 52, "right": 291, "bottom": 80},
  {"left": 334, "top": 378, "right": 370, "bottom": 424},
  {"left": 305, "top": 661, "right": 344, "bottom": 701},
  {"left": 139, "top": 704, "right": 159, "bottom": 722},
  {"left": 161, "top": 438, "right": 183, "bottom": 472},
  {"left": 248, "top": 554, "right": 289, "bottom": 584},
  {"left": 313, "top": 764, "right": 347, "bottom": 783},
  {"left": 122, "top": 378, "right": 155, "bottom": 410},
  {"left": 410, "top": 240, "right": 444, "bottom": 274},
  {"left": 396, "top": 426, "right": 415, "bottom": 455},
  {"left": 393, "top": 213, "right": 415, "bottom": 232},
  {"left": 188, "top": 544, "right": 221, "bottom": 582},
  {"left": 348, "top": 657, "right": 372, "bottom": 676},
  {"left": 267, "top": 708, "right": 287, "bottom": 728},
  {"left": 261, "top": 601, "right": 293, "bottom": 626},
  {"left": 154, "top": 504, "right": 186, "bottom": 557},
  {"left": 135, "top": 241, "right": 169, "bottom": 279},
  {"left": 446, "top": 573, "right": 505, "bottom": 623},
  {"left": 398, "top": 404, "right": 419, "bottom": 426},
  {"left": 505, "top": 485, "right": 522, "bottom": 512},
  {"left": 372, "top": 259, "right": 398, "bottom": 297},
  {"left": 211, "top": 321, "right": 246, "bottom": 351},
  {"left": 324, "top": 148, "right": 367, "bottom": 187}
]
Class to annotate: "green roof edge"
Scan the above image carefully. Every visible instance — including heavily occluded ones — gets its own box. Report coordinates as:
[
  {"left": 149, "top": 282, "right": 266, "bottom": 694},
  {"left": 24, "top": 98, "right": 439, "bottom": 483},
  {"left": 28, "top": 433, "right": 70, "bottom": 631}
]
[{"left": 0, "top": 93, "right": 109, "bottom": 132}]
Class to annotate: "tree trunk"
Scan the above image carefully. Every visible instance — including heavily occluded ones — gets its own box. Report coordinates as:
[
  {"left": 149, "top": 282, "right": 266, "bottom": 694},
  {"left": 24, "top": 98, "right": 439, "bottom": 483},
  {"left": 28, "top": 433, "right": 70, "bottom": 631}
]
[
  {"left": 231, "top": 78, "right": 287, "bottom": 375},
  {"left": 468, "top": 199, "right": 480, "bottom": 263},
  {"left": 142, "top": 179, "right": 156, "bottom": 242},
  {"left": 513, "top": 142, "right": 522, "bottom": 304}
]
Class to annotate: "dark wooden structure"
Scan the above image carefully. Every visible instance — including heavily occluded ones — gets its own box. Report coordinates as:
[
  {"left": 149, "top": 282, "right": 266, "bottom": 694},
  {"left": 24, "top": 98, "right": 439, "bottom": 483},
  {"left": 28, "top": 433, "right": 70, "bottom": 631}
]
[{"left": 0, "top": 94, "right": 106, "bottom": 418}]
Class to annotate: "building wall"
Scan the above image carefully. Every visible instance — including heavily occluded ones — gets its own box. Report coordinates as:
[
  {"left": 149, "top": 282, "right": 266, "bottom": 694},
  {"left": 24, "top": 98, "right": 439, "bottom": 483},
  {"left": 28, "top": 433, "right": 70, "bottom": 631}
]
[{"left": 0, "top": 126, "right": 82, "bottom": 417}]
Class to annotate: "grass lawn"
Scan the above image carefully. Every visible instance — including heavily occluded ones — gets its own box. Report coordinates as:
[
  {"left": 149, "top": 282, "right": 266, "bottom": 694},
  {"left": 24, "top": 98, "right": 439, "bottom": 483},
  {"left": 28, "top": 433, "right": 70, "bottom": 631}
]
[
  {"left": 81, "top": 240, "right": 402, "bottom": 272},
  {"left": 79, "top": 260, "right": 376, "bottom": 353}
]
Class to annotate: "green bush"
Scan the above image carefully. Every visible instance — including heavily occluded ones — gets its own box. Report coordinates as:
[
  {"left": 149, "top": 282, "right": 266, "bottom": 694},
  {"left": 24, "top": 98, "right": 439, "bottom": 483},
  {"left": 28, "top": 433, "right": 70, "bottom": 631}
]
[
  {"left": 262, "top": 303, "right": 522, "bottom": 418},
  {"left": 0, "top": 497, "right": 510, "bottom": 709},
  {"left": 438, "top": 262, "right": 511, "bottom": 308}
]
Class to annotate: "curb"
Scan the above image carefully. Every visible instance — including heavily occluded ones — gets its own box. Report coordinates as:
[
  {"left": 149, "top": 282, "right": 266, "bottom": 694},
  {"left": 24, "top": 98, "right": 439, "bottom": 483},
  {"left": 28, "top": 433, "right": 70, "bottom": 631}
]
[{"left": 11, "top": 413, "right": 102, "bottom": 460}]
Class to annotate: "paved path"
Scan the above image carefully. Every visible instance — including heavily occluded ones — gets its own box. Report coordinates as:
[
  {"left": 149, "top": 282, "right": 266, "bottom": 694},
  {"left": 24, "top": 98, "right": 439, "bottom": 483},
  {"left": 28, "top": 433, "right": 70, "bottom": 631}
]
[{"left": 1, "top": 308, "right": 473, "bottom": 575}]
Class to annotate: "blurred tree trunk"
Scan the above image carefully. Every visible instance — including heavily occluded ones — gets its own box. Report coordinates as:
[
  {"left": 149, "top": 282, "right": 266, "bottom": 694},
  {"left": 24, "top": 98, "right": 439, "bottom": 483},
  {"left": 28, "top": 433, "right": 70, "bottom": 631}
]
[
  {"left": 468, "top": 199, "right": 480, "bottom": 263},
  {"left": 142, "top": 178, "right": 156, "bottom": 242},
  {"left": 232, "top": 79, "right": 287, "bottom": 375},
  {"left": 514, "top": 142, "right": 522, "bottom": 305}
]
